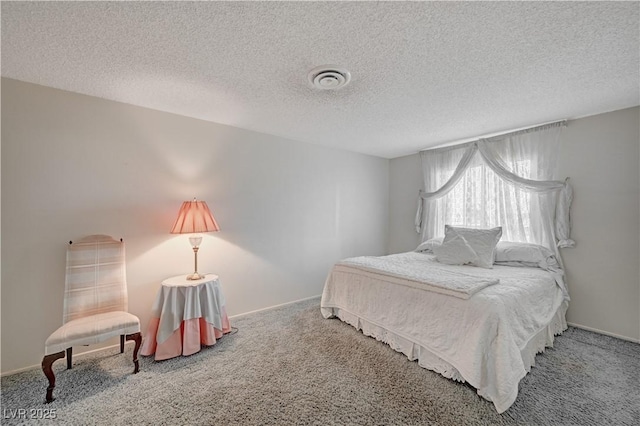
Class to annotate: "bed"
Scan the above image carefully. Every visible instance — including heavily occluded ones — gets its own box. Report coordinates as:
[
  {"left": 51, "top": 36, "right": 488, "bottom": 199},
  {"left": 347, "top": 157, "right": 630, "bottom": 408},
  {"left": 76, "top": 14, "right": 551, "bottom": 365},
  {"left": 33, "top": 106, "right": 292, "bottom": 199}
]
[{"left": 320, "top": 237, "right": 569, "bottom": 413}]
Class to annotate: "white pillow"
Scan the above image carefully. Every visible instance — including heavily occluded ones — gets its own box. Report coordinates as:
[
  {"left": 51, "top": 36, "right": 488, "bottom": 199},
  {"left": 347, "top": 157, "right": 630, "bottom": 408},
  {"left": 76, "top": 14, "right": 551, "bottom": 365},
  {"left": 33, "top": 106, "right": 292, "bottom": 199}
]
[
  {"left": 442, "top": 225, "right": 502, "bottom": 268},
  {"left": 432, "top": 235, "right": 478, "bottom": 266},
  {"left": 494, "top": 241, "right": 560, "bottom": 271},
  {"left": 415, "top": 237, "right": 443, "bottom": 253}
]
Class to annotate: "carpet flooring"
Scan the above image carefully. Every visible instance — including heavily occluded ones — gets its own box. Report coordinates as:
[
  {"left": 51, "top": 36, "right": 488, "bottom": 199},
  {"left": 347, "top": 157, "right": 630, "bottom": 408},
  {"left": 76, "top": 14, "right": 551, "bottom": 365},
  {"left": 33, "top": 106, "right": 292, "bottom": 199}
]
[{"left": 2, "top": 297, "right": 639, "bottom": 425}]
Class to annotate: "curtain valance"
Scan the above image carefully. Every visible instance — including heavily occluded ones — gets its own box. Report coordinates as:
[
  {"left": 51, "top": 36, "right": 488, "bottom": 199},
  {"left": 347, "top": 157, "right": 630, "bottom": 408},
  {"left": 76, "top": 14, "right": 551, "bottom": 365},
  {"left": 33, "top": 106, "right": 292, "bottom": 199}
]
[{"left": 415, "top": 121, "right": 574, "bottom": 249}]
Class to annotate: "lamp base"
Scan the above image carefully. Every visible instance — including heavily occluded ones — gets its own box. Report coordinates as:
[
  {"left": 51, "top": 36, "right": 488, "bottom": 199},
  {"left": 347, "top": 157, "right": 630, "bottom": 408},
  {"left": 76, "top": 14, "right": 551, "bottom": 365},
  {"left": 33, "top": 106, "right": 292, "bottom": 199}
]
[{"left": 186, "top": 272, "right": 205, "bottom": 280}]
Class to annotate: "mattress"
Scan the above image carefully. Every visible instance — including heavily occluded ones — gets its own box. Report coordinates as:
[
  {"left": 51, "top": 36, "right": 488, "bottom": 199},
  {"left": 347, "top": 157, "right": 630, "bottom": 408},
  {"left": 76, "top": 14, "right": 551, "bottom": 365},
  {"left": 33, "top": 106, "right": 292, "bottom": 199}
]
[{"left": 320, "top": 252, "right": 568, "bottom": 413}]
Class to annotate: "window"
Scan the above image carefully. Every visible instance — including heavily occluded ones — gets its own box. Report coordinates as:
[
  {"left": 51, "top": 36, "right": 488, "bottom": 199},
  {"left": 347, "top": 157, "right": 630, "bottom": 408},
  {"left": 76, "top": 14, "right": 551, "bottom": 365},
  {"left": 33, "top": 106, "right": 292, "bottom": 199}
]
[
  {"left": 432, "top": 155, "right": 534, "bottom": 243},
  {"left": 418, "top": 123, "right": 572, "bottom": 250}
]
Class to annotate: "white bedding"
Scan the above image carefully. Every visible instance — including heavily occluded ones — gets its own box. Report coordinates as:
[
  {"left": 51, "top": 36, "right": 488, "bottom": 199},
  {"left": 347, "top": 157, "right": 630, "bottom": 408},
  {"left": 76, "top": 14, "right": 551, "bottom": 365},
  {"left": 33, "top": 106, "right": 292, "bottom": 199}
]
[
  {"left": 339, "top": 254, "right": 499, "bottom": 299},
  {"left": 321, "top": 252, "right": 568, "bottom": 413}
]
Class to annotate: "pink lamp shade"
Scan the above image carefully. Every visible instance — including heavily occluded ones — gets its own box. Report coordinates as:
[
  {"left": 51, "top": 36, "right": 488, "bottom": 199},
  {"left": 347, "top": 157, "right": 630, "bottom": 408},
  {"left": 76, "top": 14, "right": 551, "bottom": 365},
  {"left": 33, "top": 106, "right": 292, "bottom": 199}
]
[{"left": 170, "top": 200, "right": 220, "bottom": 234}]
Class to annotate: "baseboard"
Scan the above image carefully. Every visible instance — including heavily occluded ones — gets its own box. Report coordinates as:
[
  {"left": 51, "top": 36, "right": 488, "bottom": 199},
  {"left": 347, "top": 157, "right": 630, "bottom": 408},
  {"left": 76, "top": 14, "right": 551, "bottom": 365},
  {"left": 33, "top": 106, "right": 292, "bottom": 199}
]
[
  {"left": 1, "top": 341, "right": 134, "bottom": 377},
  {"left": 1, "top": 295, "right": 323, "bottom": 377},
  {"left": 1, "top": 364, "right": 40, "bottom": 377},
  {"left": 567, "top": 322, "right": 639, "bottom": 344},
  {"left": 229, "top": 294, "right": 321, "bottom": 320}
]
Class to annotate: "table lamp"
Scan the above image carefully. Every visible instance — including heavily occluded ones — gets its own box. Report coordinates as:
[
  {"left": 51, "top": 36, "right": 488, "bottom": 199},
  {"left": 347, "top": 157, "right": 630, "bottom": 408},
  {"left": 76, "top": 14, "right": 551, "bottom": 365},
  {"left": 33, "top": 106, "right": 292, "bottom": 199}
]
[{"left": 170, "top": 198, "right": 220, "bottom": 280}]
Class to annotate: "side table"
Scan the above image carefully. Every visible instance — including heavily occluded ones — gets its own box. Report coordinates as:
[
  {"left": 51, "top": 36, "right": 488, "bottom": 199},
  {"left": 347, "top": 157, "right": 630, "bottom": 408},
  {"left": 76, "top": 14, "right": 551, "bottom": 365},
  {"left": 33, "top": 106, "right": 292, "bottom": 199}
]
[{"left": 140, "top": 274, "right": 231, "bottom": 360}]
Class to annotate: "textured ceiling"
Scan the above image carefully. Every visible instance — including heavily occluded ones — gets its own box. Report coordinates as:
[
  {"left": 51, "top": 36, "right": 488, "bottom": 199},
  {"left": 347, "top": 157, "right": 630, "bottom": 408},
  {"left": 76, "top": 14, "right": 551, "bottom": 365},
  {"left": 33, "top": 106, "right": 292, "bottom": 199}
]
[{"left": 2, "top": 1, "right": 639, "bottom": 159}]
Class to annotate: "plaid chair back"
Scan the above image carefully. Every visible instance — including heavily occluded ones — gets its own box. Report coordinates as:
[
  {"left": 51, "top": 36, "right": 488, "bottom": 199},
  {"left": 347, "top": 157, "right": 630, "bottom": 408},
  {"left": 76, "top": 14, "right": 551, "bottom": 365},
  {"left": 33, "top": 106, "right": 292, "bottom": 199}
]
[{"left": 63, "top": 235, "right": 128, "bottom": 323}]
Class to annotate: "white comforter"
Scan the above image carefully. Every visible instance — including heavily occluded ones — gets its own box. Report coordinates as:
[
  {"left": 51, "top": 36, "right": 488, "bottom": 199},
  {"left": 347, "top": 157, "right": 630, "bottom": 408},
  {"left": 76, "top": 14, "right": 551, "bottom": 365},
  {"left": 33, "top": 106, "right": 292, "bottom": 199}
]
[
  {"left": 339, "top": 254, "right": 499, "bottom": 299},
  {"left": 321, "top": 252, "right": 567, "bottom": 413}
]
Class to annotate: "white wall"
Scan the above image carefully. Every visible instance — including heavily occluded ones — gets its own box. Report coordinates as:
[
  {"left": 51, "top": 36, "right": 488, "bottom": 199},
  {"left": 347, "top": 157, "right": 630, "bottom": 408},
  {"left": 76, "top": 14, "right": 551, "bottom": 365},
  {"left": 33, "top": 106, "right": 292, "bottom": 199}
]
[
  {"left": 1, "top": 78, "right": 389, "bottom": 373},
  {"left": 388, "top": 154, "right": 422, "bottom": 254},
  {"left": 557, "top": 107, "right": 639, "bottom": 341},
  {"left": 389, "top": 107, "right": 640, "bottom": 341}
]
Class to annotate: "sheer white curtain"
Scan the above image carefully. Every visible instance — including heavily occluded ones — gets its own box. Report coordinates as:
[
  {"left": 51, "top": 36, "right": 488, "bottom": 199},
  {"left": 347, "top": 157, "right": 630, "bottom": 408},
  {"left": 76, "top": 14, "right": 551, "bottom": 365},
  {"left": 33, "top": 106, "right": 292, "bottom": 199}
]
[
  {"left": 414, "top": 142, "right": 477, "bottom": 235},
  {"left": 415, "top": 121, "right": 574, "bottom": 255}
]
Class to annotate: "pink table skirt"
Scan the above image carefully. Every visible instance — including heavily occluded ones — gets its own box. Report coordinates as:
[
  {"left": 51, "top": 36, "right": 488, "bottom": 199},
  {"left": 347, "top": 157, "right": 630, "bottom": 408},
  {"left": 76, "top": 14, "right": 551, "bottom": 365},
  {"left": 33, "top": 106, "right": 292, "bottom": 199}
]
[{"left": 141, "top": 308, "right": 231, "bottom": 360}]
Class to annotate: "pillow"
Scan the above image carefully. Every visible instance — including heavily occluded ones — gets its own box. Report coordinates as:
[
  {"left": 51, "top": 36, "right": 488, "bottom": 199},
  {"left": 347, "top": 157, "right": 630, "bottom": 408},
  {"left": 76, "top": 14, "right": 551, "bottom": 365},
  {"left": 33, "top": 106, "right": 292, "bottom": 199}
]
[
  {"left": 415, "top": 237, "right": 443, "bottom": 253},
  {"left": 442, "top": 225, "right": 502, "bottom": 268},
  {"left": 494, "top": 241, "right": 560, "bottom": 271},
  {"left": 432, "top": 235, "right": 478, "bottom": 266}
]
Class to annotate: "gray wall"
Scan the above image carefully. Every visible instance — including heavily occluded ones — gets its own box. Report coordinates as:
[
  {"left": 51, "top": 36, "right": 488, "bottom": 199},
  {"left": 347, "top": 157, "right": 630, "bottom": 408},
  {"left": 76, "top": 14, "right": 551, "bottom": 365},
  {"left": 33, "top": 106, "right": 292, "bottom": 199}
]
[
  {"left": 1, "top": 78, "right": 390, "bottom": 373},
  {"left": 389, "top": 107, "right": 640, "bottom": 342}
]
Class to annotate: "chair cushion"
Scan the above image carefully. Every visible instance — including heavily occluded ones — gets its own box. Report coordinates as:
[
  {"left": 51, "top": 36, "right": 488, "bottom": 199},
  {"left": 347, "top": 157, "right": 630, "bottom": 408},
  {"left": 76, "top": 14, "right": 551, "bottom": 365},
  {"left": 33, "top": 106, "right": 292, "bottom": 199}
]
[{"left": 45, "top": 311, "right": 140, "bottom": 355}]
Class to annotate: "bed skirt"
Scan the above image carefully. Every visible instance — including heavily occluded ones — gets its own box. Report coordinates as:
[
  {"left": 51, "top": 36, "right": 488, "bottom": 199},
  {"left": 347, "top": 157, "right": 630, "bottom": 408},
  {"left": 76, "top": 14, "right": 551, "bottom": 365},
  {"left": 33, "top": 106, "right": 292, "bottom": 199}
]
[{"left": 321, "top": 300, "right": 568, "bottom": 409}]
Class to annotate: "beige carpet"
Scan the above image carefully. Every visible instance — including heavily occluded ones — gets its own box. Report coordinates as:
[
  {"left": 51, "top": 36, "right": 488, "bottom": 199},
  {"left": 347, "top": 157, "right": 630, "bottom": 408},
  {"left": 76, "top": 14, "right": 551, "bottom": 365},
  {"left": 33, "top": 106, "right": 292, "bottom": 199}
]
[{"left": 2, "top": 297, "right": 638, "bottom": 425}]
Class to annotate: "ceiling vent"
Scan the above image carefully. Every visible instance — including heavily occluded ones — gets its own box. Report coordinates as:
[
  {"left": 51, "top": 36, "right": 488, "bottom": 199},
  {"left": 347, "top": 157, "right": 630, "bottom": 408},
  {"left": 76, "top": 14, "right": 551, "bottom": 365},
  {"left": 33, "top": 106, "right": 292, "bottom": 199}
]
[{"left": 308, "top": 65, "right": 351, "bottom": 90}]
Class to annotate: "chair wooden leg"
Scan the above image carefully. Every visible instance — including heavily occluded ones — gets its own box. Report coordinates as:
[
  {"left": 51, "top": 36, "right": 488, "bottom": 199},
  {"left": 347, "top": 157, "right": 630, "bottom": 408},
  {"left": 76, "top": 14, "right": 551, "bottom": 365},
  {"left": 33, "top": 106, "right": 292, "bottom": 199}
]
[
  {"left": 66, "top": 347, "right": 72, "bottom": 369},
  {"left": 120, "top": 335, "right": 125, "bottom": 353},
  {"left": 126, "top": 332, "right": 142, "bottom": 374},
  {"left": 42, "top": 351, "right": 65, "bottom": 403}
]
